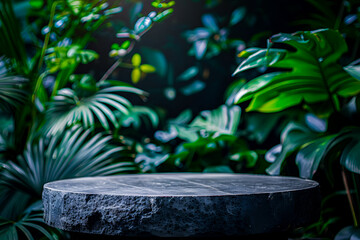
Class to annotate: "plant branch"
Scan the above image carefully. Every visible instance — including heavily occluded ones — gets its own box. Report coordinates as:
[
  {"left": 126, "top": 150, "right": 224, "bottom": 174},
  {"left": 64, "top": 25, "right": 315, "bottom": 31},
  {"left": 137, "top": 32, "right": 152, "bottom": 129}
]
[
  {"left": 352, "top": 173, "right": 360, "bottom": 222},
  {"left": 342, "top": 168, "right": 358, "bottom": 227},
  {"left": 33, "top": 1, "right": 58, "bottom": 103},
  {"left": 99, "top": 58, "right": 124, "bottom": 83},
  {"left": 32, "top": 71, "right": 48, "bottom": 103},
  {"left": 99, "top": 25, "right": 153, "bottom": 83},
  {"left": 37, "top": 1, "right": 58, "bottom": 74}
]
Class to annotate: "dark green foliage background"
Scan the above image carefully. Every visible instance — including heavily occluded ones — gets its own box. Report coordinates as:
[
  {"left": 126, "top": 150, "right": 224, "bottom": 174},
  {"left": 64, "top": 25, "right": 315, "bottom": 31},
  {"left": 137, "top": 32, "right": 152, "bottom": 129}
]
[{"left": 1, "top": 0, "right": 360, "bottom": 239}]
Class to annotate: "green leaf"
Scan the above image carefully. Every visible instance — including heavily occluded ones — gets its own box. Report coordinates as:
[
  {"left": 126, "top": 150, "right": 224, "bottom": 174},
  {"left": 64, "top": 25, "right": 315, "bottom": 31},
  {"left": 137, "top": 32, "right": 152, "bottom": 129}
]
[
  {"left": 344, "top": 65, "right": 360, "bottom": 82},
  {"left": 153, "top": 9, "right": 174, "bottom": 22},
  {"left": 121, "top": 106, "right": 159, "bottom": 129},
  {"left": 0, "top": 75, "right": 28, "bottom": 111},
  {"left": 45, "top": 86, "right": 144, "bottom": 135},
  {"left": 130, "top": 2, "right": 143, "bottom": 24},
  {"left": 29, "top": 0, "right": 43, "bottom": 9},
  {"left": 190, "top": 105, "right": 241, "bottom": 137},
  {"left": 180, "top": 80, "right": 205, "bottom": 96},
  {"left": 231, "top": 29, "right": 360, "bottom": 113},
  {"left": 230, "top": 7, "right": 246, "bottom": 26},
  {"left": 131, "top": 68, "right": 141, "bottom": 83},
  {"left": 0, "top": 201, "right": 55, "bottom": 240},
  {"left": 305, "top": 113, "right": 327, "bottom": 132},
  {"left": 177, "top": 67, "right": 199, "bottom": 81},
  {"left": 319, "top": 127, "right": 360, "bottom": 174},
  {"left": 151, "top": 1, "right": 159, "bottom": 8},
  {"left": 233, "top": 49, "right": 287, "bottom": 74},
  {"left": 335, "top": 226, "right": 360, "bottom": 240},
  {"left": 194, "top": 40, "right": 208, "bottom": 60},
  {"left": 140, "top": 47, "right": 167, "bottom": 77},
  {"left": 111, "top": 43, "right": 120, "bottom": 50},
  {"left": 266, "top": 122, "right": 317, "bottom": 175},
  {"left": 134, "top": 16, "right": 152, "bottom": 34},
  {"left": 135, "top": 153, "right": 169, "bottom": 173},
  {"left": 121, "top": 40, "right": 131, "bottom": 50},
  {"left": 67, "top": 0, "right": 82, "bottom": 15},
  {"left": 230, "top": 151, "right": 258, "bottom": 168},
  {"left": 104, "top": 7, "right": 123, "bottom": 16},
  {"left": 169, "top": 109, "right": 192, "bottom": 125},
  {"left": 45, "top": 45, "right": 99, "bottom": 73},
  {"left": 340, "top": 140, "right": 360, "bottom": 174},
  {"left": 0, "top": 0, "right": 29, "bottom": 73},
  {"left": 140, "top": 64, "right": 156, "bottom": 73},
  {"left": 295, "top": 135, "right": 334, "bottom": 178},
  {"left": 132, "top": 53, "right": 142, "bottom": 67},
  {"left": 225, "top": 78, "right": 246, "bottom": 105},
  {"left": 1, "top": 127, "right": 134, "bottom": 197},
  {"left": 201, "top": 14, "right": 218, "bottom": 33},
  {"left": 151, "top": 1, "right": 175, "bottom": 9},
  {"left": 174, "top": 125, "right": 199, "bottom": 142},
  {"left": 244, "top": 111, "right": 289, "bottom": 144}
]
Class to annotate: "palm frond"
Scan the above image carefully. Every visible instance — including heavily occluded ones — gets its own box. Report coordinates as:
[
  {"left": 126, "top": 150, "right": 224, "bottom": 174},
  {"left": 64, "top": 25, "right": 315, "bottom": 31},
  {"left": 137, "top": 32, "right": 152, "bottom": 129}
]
[
  {"left": 45, "top": 86, "right": 146, "bottom": 135},
  {"left": 0, "top": 126, "right": 137, "bottom": 197},
  {"left": 190, "top": 105, "right": 241, "bottom": 137},
  {"left": 0, "top": 0, "right": 28, "bottom": 73},
  {"left": 0, "top": 75, "right": 28, "bottom": 111},
  {"left": 0, "top": 187, "right": 30, "bottom": 219},
  {"left": 0, "top": 201, "right": 56, "bottom": 240}
]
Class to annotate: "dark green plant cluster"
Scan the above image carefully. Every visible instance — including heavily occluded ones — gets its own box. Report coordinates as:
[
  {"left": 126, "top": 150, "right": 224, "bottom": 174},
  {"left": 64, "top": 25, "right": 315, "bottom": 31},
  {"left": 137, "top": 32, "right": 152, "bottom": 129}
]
[
  {"left": 130, "top": 1, "right": 360, "bottom": 239},
  {"left": 0, "top": 0, "right": 174, "bottom": 238}
]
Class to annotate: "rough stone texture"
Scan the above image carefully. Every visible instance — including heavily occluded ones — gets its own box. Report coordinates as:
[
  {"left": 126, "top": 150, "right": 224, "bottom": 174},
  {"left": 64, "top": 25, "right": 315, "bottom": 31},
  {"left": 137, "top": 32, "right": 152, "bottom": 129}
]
[{"left": 42, "top": 173, "right": 320, "bottom": 237}]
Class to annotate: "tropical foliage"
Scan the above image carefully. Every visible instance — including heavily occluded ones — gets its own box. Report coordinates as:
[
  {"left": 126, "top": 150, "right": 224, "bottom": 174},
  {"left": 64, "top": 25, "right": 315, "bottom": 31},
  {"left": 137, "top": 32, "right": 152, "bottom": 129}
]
[
  {"left": 1, "top": 0, "right": 360, "bottom": 239},
  {"left": 0, "top": 0, "right": 173, "bottom": 238},
  {"left": 153, "top": 105, "right": 259, "bottom": 173},
  {"left": 230, "top": 29, "right": 360, "bottom": 176},
  {"left": 230, "top": 27, "right": 360, "bottom": 239}
]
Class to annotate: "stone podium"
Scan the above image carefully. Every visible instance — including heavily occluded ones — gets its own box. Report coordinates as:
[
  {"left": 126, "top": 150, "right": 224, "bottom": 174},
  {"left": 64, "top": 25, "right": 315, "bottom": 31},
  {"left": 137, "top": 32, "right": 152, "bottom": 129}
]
[{"left": 42, "top": 173, "right": 320, "bottom": 239}]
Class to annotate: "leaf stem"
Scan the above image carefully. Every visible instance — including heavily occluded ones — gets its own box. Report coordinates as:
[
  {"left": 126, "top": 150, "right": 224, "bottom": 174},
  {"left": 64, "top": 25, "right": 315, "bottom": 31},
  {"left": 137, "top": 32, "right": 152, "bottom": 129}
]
[
  {"left": 342, "top": 168, "right": 358, "bottom": 227},
  {"left": 99, "top": 24, "right": 153, "bottom": 83},
  {"left": 37, "top": 1, "right": 58, "bottom": 74},
  {"left": 352, "top": 173, "right": 360, "bottom": 222},
  {"left": 99, "top": 58, "right": 124, "bottom": 83},
  {"left": 32, "top": 71, "right": 48, "bottom": 103},
  {"left": 32, "top": 1, "right": 58, "bottom": 104},
  {"left": 334, "top": 0, "right": 345, "bottom": 30},
  {"left": 119, "top": 63, "right": 134, "bottom": 69}
]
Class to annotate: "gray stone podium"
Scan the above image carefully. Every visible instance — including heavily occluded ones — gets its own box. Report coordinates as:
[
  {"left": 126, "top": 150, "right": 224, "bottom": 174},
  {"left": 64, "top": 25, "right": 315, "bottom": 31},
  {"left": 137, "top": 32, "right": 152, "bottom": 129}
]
[{"left": 42, "top": 173, "right": 320, "bottom": 238}]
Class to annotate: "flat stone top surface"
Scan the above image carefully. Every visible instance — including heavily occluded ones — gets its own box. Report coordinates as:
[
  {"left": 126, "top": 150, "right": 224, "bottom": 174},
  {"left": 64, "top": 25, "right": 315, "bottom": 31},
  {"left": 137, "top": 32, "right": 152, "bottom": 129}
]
[
  {"left": 44, "top": 173, "right": 318, "bottom": 197},
  {"left": 43, "top": 173, "right": 321, "bottom": 237}
]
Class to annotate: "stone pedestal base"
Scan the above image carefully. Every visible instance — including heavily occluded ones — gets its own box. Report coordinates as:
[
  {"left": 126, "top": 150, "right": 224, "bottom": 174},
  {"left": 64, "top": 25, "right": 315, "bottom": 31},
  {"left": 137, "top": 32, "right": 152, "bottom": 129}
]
[{"left": 43, "top": 173, "right": 320, "bottom": 238}]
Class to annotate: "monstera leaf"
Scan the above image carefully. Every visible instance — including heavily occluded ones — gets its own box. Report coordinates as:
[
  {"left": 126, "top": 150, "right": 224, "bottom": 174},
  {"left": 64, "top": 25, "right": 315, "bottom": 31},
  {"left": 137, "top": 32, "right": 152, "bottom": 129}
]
[
  {"left": 267, "top": 122, "right": 360, "bottom": 178},
  {"left": 231, "top": 29, "right": 360, "bottom": 114}
]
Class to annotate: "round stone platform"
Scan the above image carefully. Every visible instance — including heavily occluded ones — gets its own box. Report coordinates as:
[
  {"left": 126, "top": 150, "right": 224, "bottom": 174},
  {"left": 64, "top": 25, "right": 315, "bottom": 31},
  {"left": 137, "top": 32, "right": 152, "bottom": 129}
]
[{"left": 42, "top": 173, "right": 320, "bottom": 238}]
